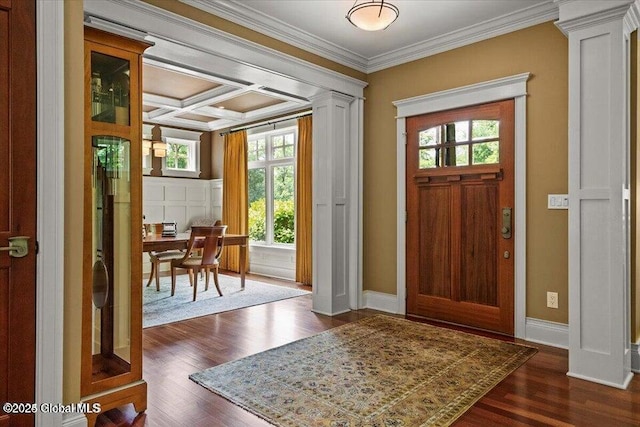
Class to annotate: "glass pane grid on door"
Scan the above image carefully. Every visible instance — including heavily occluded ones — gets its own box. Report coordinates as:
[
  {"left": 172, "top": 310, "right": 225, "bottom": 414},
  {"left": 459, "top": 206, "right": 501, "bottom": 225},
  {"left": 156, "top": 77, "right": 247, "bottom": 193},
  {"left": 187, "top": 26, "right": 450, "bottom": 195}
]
[{"left": 418, "top": 120, "right": 500, "bottom": 169}]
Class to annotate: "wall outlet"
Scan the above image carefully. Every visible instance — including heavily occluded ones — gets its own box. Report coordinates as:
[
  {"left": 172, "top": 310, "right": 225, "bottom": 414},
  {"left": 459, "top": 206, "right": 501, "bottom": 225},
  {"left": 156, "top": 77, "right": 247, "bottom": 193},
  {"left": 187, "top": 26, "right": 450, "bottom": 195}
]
[{"left": 547, "top": 291, "right": 558, "bottom": 309}]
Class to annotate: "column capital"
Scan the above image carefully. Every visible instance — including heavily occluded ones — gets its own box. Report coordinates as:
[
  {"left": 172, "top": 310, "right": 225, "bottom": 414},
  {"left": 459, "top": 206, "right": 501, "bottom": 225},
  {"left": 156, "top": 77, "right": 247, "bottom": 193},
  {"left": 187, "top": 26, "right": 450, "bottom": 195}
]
[
  {"left": 555, "top": 0, "right": 635, "bottom": 35},
  {"left": 309, "top": 90, "right": 354, "bottom": 106}
]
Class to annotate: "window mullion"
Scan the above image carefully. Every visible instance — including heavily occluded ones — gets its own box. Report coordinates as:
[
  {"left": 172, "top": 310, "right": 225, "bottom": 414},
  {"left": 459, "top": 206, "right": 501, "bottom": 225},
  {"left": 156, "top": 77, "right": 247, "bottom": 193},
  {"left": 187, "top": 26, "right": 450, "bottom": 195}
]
[{"left": 266, "top": 164, "right": 274, "bottom": 245}]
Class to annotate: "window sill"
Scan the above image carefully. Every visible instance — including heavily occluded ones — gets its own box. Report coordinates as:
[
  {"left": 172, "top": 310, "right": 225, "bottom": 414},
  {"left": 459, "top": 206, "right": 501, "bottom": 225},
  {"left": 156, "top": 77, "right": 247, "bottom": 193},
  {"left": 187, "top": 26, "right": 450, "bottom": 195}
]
[
  {"left": 161, "top": 168, "right": 201, "bottom": 179},
  {"left": 249, "top": 243, "right": 295, "bottom": 252}
]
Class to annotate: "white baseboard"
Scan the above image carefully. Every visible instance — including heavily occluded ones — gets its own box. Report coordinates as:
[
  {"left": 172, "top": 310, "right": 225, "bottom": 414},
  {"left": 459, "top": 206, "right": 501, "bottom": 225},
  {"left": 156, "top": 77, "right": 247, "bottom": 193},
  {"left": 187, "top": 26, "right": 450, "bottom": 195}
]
[
  {"left": 567, "top": 370, "right": 634, "bottom": 390},
  {"left": 524, "top": 317, "right": 568, "bottom": 349},
  {"left": 62, "top": 413, "right": 87, "bottom": 427},
  {"left": 632, "top": 342, "right": 640, "bottom": 373},
  {"left": 362, "top": 290, "right": 399, "bottom": 314}
]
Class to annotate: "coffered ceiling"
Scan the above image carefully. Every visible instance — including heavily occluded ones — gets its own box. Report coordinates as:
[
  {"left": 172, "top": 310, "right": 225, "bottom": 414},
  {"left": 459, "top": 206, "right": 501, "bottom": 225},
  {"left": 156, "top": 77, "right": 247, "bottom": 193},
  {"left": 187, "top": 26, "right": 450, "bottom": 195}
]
[{"left": 141, "top": 58, "right": 310, "bottom": 132}]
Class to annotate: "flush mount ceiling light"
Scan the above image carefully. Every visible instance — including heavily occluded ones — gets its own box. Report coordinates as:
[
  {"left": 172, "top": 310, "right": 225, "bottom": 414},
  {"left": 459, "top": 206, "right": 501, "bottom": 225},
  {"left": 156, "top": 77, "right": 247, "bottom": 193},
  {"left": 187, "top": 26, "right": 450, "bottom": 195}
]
[{"left": 346, "top": 0, "right": 399, "bottom": 31}]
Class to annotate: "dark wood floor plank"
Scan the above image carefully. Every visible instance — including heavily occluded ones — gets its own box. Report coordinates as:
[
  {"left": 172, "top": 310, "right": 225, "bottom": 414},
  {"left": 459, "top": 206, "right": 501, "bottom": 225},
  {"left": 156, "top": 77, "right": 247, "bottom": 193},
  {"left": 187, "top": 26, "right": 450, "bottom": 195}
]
[{"left": 100, "top": 273, "right": 640, "bottom": 426}]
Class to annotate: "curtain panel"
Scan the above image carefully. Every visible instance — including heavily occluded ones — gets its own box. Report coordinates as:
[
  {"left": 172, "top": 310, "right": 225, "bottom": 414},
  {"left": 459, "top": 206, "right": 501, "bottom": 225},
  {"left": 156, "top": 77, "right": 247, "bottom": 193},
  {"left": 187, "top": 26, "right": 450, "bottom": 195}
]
[
  {"left": 295, "top": 116, "right": 312, "bottom": 285},
  {"left": 222, "top": 130, "right": 249, "bottom": 272}
]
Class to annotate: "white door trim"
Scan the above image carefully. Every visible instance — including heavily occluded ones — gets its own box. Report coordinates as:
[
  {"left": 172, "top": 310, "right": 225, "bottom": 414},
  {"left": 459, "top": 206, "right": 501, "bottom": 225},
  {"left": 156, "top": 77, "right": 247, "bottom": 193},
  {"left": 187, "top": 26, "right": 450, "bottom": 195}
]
[
  {"left": 36, "top": 1, "right": 65, "bottom": 426},
  {"left": 393, "top": 73, "right": 530, "bottom": 338}
]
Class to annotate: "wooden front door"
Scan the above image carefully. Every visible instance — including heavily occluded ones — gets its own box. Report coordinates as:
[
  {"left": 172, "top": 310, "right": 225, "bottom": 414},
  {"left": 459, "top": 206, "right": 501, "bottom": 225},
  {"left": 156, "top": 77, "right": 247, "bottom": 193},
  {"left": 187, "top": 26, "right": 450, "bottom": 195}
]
[
  {"left": 406, "top": 100, "right": 514, "bottom": 335},
  {"left": 0, "top": 1, "right": 37, "bottom": 426}
]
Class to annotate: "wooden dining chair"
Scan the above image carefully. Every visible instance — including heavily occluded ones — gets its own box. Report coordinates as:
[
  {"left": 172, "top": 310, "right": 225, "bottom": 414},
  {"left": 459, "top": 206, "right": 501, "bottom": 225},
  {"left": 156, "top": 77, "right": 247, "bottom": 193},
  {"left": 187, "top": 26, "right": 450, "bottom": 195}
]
[
  {"left": 189, "top": 218, "right": 222, "bottom": 278},
  {"left": 171, "top": 225, "right": 227, "bottom": 301},
  {"left": 145, "top": 223, "right": 187, "bottom": 291}
]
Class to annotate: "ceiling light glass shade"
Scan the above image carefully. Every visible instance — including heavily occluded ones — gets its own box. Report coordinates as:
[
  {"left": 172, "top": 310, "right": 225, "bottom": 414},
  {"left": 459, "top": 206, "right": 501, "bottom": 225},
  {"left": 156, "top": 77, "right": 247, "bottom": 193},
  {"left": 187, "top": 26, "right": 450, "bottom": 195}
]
[
  {"left": 152, "top": 141, "right": 167, "bottom": 158},
  {"left": 142, "top": 139, "right": 152, "bottom": 156},
  {"left": 346, "top": 0, "right": 399, "bottom": 31}
]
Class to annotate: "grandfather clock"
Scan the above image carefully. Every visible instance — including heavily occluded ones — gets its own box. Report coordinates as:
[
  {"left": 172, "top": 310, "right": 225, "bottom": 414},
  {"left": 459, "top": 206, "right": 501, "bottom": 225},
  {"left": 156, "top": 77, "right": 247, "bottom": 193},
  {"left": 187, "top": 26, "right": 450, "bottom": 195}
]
[{"left": 81, "top": 27, "right": 151, "bottom": 425}]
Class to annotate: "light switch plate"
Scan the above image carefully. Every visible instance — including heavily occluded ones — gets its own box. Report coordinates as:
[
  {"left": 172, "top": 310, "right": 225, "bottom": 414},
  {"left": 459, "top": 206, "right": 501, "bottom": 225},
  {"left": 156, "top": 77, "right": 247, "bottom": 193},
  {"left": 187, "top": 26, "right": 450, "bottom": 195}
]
[{"left": 548, "top": 194, "right": 569, "bottom": 210}]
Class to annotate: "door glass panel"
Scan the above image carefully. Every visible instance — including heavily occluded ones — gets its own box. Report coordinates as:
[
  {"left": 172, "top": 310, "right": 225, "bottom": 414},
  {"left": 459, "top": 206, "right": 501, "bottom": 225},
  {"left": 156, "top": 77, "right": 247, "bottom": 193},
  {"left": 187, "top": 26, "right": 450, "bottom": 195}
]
[
  {"left": 418, "top": 127, "right": 438, "bottom": 146},
  {"left": 419, "top": 148, "right": 437, "bottom": 168},
  {"left": 472, "top": 141, "right": 500, "bottom": 165},
  {"left": 91, "top": 135, "right": 131, "bottom": 379},
  {"left": 472, "top": 120, "right": 499, "bottom": 140},
  {"left": 453, "top": 121, "right": 469, "bottom": 141},
  {"left": 455, "top": 145, "right": 469, "bottom": 166}
]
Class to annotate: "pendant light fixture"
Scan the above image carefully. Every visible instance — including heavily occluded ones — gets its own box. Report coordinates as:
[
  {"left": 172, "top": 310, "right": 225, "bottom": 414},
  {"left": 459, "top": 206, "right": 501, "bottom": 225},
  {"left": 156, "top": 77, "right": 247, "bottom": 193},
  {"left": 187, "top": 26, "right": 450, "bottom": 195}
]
[{"left": 346, "top": 0, "right": 399, "bottom": 31}]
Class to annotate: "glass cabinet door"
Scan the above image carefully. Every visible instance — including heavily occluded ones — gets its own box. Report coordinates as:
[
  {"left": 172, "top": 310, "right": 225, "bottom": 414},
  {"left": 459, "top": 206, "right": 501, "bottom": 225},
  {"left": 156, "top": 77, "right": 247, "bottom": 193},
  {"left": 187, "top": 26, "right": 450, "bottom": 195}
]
[
  {"left": 91, "top": 52, "right": 130, "bottom": 126},
  {"left": 91, "top": 135, "right": 132, "bottom": 380}
]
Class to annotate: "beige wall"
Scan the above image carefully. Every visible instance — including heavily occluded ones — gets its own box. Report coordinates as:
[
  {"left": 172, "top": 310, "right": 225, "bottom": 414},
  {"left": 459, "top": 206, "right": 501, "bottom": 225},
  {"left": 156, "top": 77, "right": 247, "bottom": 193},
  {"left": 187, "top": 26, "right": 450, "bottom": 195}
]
[
  {"left": 364, "top": 22, "right": 569, "bottom": 323},
  {"left": 63, "top": 0, "right": 84, "bottom": 404},
  {"left": 212, "top": 130, "right": 225, "bottom": 179}
]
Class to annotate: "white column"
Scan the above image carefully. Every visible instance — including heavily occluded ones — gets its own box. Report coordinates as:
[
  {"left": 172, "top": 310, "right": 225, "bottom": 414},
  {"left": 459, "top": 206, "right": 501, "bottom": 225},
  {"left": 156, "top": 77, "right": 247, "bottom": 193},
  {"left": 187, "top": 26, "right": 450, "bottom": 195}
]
[
  {"left": 311, "top": 91, "right": 353, "bottom": 315},
  {"left": 556, "top": 0, "right": 637, "bottom": 388}
]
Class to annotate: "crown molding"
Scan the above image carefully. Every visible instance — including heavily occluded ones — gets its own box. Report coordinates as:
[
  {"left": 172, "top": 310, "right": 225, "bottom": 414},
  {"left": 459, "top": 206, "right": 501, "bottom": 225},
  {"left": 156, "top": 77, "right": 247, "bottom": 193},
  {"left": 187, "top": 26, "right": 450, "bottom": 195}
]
[
  {"left": 368, "top": 1, "right": 559, "bottom": 73},
  {"left": 180, "top": 0, "right": 369, "bottom": 73},
  {"left": 180, "top": 0, "right": 558, "bottom": 74}
]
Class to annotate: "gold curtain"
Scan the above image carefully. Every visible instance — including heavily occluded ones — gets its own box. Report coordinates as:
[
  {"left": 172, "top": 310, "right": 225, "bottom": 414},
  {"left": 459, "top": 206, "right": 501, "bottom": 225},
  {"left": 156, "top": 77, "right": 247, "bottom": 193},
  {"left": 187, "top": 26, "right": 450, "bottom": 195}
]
[
  {"left": 221, "top": 130, "right": 248, "bottom": 272},
  {"left": 295, "top": 115, "right": 313, "bottom": 285}
]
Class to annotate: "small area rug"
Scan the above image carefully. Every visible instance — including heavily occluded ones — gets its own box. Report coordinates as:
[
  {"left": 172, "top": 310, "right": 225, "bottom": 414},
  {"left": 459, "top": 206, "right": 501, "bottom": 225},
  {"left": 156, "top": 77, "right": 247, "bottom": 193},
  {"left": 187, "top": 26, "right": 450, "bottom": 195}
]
[
  {"left": 190, "top": 315, "right": 537, "bottom": 427},
  {"left": 143, "top": 274, "right": 309, "bottom": 328}
]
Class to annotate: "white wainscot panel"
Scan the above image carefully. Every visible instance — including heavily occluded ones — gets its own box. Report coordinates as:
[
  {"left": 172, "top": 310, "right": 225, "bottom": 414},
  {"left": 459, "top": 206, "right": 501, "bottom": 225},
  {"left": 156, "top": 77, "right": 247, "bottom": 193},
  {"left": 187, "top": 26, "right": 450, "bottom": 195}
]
[
  {"left": 249, "top": 245, "right": 295, "bottom": 281},
  {"left": 188, "top": 186, "right": 207, "bottom": 202},
  {"left": 145, "top": 184, "right": 164, "bottom": 202},
  {"left": 190, "top": 206, "right": 207, "bottom": 220},
  {"left": 144, "top": 203, "right": 164, "bottom": 223},
  {"left": 165, "top": 185, "right": 187, "bottom": 201},
  {"left": 165, "top": 206, "right": 187, "bottom": 229},
  {"left": 143, "top": 176, "right": 213, "bottom": 232}
]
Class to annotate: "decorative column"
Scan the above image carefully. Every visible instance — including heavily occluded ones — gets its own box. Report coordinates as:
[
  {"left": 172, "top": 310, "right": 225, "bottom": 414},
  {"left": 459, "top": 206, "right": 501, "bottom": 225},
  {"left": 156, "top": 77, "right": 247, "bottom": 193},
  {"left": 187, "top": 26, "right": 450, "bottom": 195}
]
[
  {"left": 556, "top": 0, "right": 637, "bottom": 388},
  {"left": 310, "top": 91, "right": 354, "bottom": 315}
]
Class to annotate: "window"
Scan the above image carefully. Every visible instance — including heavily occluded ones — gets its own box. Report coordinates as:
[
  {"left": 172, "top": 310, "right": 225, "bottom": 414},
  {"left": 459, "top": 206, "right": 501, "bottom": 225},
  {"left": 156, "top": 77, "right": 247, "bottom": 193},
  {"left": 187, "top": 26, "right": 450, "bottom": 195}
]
[
  {"left": 159, "top": 126, "right": 202, "bottom": 178},
  {"left": 418, "top": 119, "right": 500, "bottom": 169},
  {"left": 248, "top": 126, "right": 296, "bottom": 246}
]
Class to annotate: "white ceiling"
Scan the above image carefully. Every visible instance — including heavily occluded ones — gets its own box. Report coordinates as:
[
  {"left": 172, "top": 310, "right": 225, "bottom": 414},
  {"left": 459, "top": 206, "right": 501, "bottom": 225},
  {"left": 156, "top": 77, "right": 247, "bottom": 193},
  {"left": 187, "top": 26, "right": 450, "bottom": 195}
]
[{"left": 182, "top": 0, "right": 558, "bottom": 73}]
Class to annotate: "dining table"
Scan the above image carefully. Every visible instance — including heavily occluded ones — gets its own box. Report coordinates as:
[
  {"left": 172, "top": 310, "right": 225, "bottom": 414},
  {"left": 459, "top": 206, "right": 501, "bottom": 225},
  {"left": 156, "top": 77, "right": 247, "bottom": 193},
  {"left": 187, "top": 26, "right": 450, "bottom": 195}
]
[{"left": 142, "top": 232, "right": 249, "bottom": 290}]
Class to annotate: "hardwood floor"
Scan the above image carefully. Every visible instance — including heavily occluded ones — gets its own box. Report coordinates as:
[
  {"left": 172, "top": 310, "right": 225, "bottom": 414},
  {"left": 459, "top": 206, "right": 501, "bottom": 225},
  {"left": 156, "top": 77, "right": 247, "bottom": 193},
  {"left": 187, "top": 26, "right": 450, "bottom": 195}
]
[{"left": 108, "top": 273, "right": 640, "bottom": 426}]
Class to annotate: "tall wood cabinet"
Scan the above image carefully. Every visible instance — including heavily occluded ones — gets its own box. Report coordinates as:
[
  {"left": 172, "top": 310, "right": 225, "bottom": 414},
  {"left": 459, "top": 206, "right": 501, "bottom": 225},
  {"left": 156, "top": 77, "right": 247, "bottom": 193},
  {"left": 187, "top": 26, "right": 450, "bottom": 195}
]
[{"left": 82, "top": 27, "right": 151, "bottom": 425}]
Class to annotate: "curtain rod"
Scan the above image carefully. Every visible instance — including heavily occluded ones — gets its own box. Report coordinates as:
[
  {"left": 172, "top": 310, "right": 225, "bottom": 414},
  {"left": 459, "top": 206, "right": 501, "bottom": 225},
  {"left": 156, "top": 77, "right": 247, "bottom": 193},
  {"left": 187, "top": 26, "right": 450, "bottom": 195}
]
[{"left": 219, "top": 110, "right": 312, "bottom": 136}]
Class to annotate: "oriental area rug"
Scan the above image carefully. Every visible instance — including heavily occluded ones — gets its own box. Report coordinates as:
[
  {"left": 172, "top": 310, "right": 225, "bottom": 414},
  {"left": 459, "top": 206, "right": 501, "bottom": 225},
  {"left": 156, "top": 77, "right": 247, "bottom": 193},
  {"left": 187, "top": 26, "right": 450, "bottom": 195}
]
[
  {"left": 190, "top": 315, "right": 537, "bottom": 427},
  {"left": 143, "top": 274, "right": 309, "bottom": 328}
]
